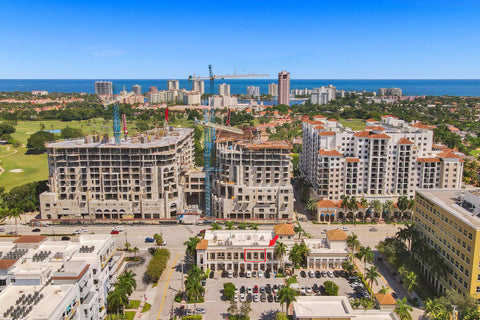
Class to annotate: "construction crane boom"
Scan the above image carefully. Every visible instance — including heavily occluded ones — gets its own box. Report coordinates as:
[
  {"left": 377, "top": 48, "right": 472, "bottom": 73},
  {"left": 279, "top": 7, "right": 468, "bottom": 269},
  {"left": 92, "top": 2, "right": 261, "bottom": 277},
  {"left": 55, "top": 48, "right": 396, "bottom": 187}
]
[
  {"left": 102, "top": 91, "right": 135, "bottom": 107},
  {"left": 197, "top": 120, "right": 243, "bottom": 135}
]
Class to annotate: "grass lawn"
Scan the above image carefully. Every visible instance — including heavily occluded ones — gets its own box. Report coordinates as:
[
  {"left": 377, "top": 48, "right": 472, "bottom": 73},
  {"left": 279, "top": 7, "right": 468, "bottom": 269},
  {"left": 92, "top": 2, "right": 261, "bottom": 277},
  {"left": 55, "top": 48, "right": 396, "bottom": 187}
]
[
  {"left": 0, "top": 146, "right": 48, "bottom": 190},
  {"left": 141, "top": 303, "right": 151, "bottom": 313},
  {"left": 339, "top": 119, "right": 366, "bottom": 131},
  {"left": 126, "top": 300, "right": 140, "bottom": 309},
  {"left": 124, "top": 311, "right": 136, "bottom": 320},
  {"left": 468, "top": 149, "right": 480, "bottom": 157},
  {"left": 170, "top": 117, "right": 194, "bottom": 128}
]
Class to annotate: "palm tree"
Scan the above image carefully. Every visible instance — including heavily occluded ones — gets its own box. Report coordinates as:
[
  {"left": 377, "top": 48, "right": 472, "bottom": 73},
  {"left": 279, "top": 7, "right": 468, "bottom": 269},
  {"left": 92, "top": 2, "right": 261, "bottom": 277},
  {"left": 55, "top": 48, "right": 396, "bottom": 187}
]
[
  {"left": 360, "top": 198, "right": 368, "bottom": 221},
  {"left": 107, "top": 287, "right": 128, "bottom": 316},
  {"left": 346, "top": 234, "right": 361, "bottom": 261},
  {"left": 184, "top": 237, "right": 201, "bottom": 258},
  {"left": 404, "top": 271, "right": 417, "bottom": 296},
  {"left": 365, "top": 266, "right": 380, "bottom": 300},
  {"left": 397, "top": 196, "right": 409, "bottom": 220},
  {"left": 237, "top": 222, "right": 247, "bottom": 230},
  {"left": 10, "top": 208, "right": 20, "bottom": 235},
  {"left": 211, "top": 222, "right": 222, "bottom": 230},
  {"left": 278, "top": 284, "right": 297, "bottom": 312},
  {"left": 382, "top": 200, "right": 394, "bottom": 220},
  {"left": 340, "top": 195, "right": 351, "bottom": 220},
  {"left": 225, "top": 221, "right": 235, "bottom": 230},
  {"left": 289, "top": 243, "right": 303, "bottom": 270},
  {"left": 395, "top": 223, "right": 417, "bottom": 252},
  {"left": 356, "top": 246, "right": 374, "bottom": 277},
  {"left": 185, "top": 277, "right": 204, "bottom": 310},
  {"left": 394, "top": 297, "right": 413, "bottom": 320},
  {"left": 116, "top": 277, "right": 134, "bottom": 296},
  {"left": 349, "top": 197, "right": 359, "bottom": 226},
  {"left": 249, "top": 223, "right": 259, "bottom": 230},
  {"left": 370, "top": 200, "right": 382, "bottom": 219},
  {"left": 341, "top": 260, "right": 355, "bottom": 277},
  {"left": 305, "top": 197, "right": 317, "bottom": 214},
  {"left": 294, "top": 222, "right": 305, "bottom": 239},
  {"left": 275, "top": 242, "right": 287, "bottom": 271},
  {"left": 132, "top": 246, "right": 139, "bottom": 258}
]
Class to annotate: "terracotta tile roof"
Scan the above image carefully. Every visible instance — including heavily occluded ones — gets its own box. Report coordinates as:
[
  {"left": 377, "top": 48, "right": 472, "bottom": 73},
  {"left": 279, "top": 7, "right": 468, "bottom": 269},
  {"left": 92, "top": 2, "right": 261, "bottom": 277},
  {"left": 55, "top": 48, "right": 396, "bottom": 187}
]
[
  {"left": 318, "top": 131, "right": 335, "bottom": 136},
  {"left": 366, "top": 118, "right": 377, "bottom": 122},
  {"left": 381, "top": 115, "right": 398, "bottom": 119},
  {"left": 417, "top": 157, "right": 440, "bottom": 163},
  {"left": 303, "top": 119, "right": 324, "bottom": 125},
  {"left": 365, "top": 126, "right": 385, "bottom": 131},
  {"left": 0, "top": 259, "right": 18, "bottom": 269},
  {"left": 411, "top": 122, "right": 436, "bottom": 129},
  {"left": 274, "top": 223, "right": 295, "bottom": 236},
  {"left": 317, "top": 200, "right": 339, "bottom": 208},
  {"left": 196, "top": 239, "right": 208, "bottom": 250},
  {"left": 437, "top": 150, "right": 462, "bottom": 159},
  {"left": 328, "top": 119, "right": 338, "bottom": 122},
  {"left": 353, "top": 131, "right": 372, "bottom": 138},
  {"left": 318, "top": 149, "right": 342, "bottom": 156},
  {"left": 313, "top": 115, "right": 327, "bottom": 119},
  {"left": 375, "top": 293, "right": 396, "bottom": 305},
  {"left": 370, "top": 133, "right": 391, "bottom": 139},
  {"left": 397, "top": 138, "right": 414, "bottom": 144},
  {"left": 345, "top": 157, "right": 360, "bottom": 162},
  {"left": 13, "top": 235, "right": 47, "bottom": 244},
  {"left": 326, "top": 229, "right": 348, "bottom": 241},
  {"left": 314, "top": 125, "right": 325, "bottom": 130}
]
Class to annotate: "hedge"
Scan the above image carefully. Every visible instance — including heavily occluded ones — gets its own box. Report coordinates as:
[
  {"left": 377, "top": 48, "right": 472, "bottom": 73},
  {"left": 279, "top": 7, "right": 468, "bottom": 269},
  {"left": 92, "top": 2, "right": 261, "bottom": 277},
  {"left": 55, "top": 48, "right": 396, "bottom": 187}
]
[
  {"left": 182, "top": 316, "right": 202, "bottom": 320},
  {"left": 146, "top": 248, "right": 170, "bottom": 282}
]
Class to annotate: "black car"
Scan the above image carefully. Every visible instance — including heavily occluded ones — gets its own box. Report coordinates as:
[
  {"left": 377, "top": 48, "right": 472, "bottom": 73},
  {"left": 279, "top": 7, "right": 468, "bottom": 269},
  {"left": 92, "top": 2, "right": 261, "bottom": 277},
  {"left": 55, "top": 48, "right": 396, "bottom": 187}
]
[
  {"left": 247, "top": 294, "right": 252, "bottom": 302},
  {"left": 315, "top": 270, "right": 321, "bottom": 278},
  {"left": 61, "top": 236, "right": 71, "bottom": 241},
  {"left": 265, "top": 270, "right": 270, "bottom": 278},
  {"left": 267, "top": 294, "right": 274, "bottom": 302},
  {"left": 300, "top": 270, "right": 306, "bottom": 278},
  {"left": 319, "top": 285, "right": 325, "bottom": 294},
  {"left": 221, "top": 271, "right": 227, "bottom": 278},
  {"left": 240, "top": 286, "right": 246, "bottom": 293},
  {"left": 340, "top": 270, "right": 346, "bottom": 277},
  {"left": 209, "top": 271, "right": 214, "bottom": 279},
  {"left": 260, "top": 294, "right": 266, "bottom": 302},
  {"left": 233, "top": 271, "right": 238, "bottom": 278},
  {"left": 239, "top": 270, "right": 245, "bottom": 277},
  {"left": 312, "top": 284, "right": 319, "bottom": 293},
  {"left": 32, "top": 228, "right": 41, "bottom": 232},
  {"left": 201, "top": 278, "right": 206, "bottom": 286},
  {"left": 333, "top": 270, "right": 340, "bottom": 277},
  {"left": 266, "top": 284, "right": 272, "bottom": 294}
]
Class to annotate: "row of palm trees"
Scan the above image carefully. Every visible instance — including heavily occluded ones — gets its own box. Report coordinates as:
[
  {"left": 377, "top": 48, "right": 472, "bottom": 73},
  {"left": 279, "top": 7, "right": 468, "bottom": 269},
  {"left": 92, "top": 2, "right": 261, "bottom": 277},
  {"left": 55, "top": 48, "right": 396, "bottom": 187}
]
[
  {"left": 184, "top": 265, "right": 205, "bottom": 310},
  {"left": 106, "top": 270, "right": 137, "bottom": 317}
]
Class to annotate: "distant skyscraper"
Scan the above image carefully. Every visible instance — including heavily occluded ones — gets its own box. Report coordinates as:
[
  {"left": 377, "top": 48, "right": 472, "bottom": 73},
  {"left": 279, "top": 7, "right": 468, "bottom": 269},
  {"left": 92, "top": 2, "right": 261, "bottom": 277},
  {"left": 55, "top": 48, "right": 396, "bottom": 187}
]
[
  {"left": 218, "top": 83, "right": 230, "bottom": 96},
  {"left": 168, "top": 80, "right": 180, "bottom": 91},
  {"left": 192, "top": 80, "right": 205, "bottom": 95},
  {"left": 132, "top": 84, "right": 142, "bottom": 95},
  {"left": 247, "top": 86, "right": 260, "bottom": 98},
  {"left": 278, "top": 71, "right": 290, "bottom": 105},
  {"left": 94, "top": 81, "right": 113, "bottom": 95},
  {"left": 268, "top": 83, "right": 278, "bottom": 97},
  {"left": 149, "top": 86, "right": 158, "bottom": 93}
]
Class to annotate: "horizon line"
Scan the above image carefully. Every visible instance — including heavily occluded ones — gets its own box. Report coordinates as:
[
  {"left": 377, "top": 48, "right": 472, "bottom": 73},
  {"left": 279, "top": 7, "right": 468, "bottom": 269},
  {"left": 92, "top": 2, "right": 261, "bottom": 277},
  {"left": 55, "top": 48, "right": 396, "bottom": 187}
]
[{"left": 1, "top": 78, "right": 480, "bottom": 81}]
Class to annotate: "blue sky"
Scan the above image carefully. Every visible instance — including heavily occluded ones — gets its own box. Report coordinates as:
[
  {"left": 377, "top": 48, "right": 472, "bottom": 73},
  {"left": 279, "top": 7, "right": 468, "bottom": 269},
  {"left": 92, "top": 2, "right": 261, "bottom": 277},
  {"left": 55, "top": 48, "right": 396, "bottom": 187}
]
[{"left": 1, "top": 0, "right": 480, "bottom": 79}]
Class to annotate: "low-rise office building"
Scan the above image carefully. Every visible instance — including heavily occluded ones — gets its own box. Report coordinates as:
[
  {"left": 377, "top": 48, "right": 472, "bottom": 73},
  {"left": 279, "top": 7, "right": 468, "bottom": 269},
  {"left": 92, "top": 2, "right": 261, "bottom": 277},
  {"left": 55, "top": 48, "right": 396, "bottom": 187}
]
[{"left": 414, "top": 189, "right": 480, "bottom": 301}]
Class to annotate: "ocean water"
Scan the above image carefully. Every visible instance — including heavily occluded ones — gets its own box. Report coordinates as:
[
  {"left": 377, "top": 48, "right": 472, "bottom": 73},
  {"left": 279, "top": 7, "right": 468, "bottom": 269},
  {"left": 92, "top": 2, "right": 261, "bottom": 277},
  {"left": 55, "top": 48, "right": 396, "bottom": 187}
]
[{"left": 1, "top": 79, "right": 480, "bottom": 97}]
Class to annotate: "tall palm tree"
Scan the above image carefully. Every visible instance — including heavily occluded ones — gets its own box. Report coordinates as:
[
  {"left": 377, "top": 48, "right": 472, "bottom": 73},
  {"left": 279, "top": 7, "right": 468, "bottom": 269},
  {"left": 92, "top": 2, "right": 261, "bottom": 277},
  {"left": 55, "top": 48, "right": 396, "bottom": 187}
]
[
  {"left": 184, "top": 237, "right": 201, "bottom": 258},
  {"left": 346, "top": 234, "right": 361, "bottom": 261},
  {"left": 349, "top": 196, "right": 358, "bottom": 226},
  {"left": 370, "top": 200, "right": 382, "bottom": 219},
  {"left": 341, "top": 260, "right": 355, "bottom": 277},
  {"left": 275, "top": 242, "right": 287, "bottom": 271},
  {"left": 305, "top": 197, "right": 318, "bottom": 214},
  {"left": 340, "top": 195, "right": 351, "bottom": 220},
  {"left": 116, "top": 278, "right": 134, "bottom": 296},
  {"left": 382, "top": 200, "right": 394, "bottom": 220},
  {"left": 211, "top": 222, "right": 222, "bottom": 230},
  {"left": 395, "top": 223, "right": 417, "bottom": 252},
  {"left": 132, "top": 246, "right": 139, "bottom": 258},
  {"left": 365, "top": 266, "right": 380, "bottom": 300},
  {"left": 185, "top": 278, "right": 204, "bottom": 310},
  {"left": 107, "top": 287, "right": 128, "bottom": 316},
  {"left": 404, "top": 271, "right": 417, "bottom": 296},
  {"left": 278, "top": 284, "right": 297, "bottom": 312},
  {"left": 289, "top": 243, "right": 303, "bottom": 270},
  {"left": 225, "top": 221, "right": 235, "bottom": 230},
  {"left": 356, "top": 246, "right": 374, "bottom": 277},
  {"left": 360, "top": 198, "right": 368, "bottom": 222},
  {"left": 294, "top": 222, "right": 304, "bottom": 239},
  {"left": 10, "top": 208, "right": 20, "bottom": 235},
  {"left": 397, "top": 196, "right": 409, "bottom": 220},
  {"left": 394, "top": 297, "right": 413, "bottom": 320}
]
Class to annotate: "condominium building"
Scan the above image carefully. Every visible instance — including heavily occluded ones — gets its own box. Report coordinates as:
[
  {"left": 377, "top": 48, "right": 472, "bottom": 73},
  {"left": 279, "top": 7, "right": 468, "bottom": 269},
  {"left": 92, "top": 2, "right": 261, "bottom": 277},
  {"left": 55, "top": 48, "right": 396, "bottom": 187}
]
[
  {"left": 291, "top": 88, "right": 311, "bottom": 96},
  {"left": 218, "top": 83, "right": 230, "bottom": 96},
  {"left": 310, "top": 85, "right": 337, "bottom": 105},
  {"left": 183, "top": 91, "right": 201, "bottom": 105},
  {"left": 414, "top": 189, "right": 480, "bottom": 300},
  {"left": 278, "top": 71, "right": 290, "bottom": 105},
  {"left": 39, "top": 128, "right": 194, "bottom": 220},
  {"left": 132, "top": 84, "right": 142, "bottom": 95},
  {"left": 195, "top": 224, "right": 349, "bottom": 273},
  {"left": 378, "top": 88, "right": 402, "bottom": 96},
  {"left": 268, "top": 83, "right": 278, "bottom": 97},
  {"left": 300, "top": 115, "right": 464, "bottom": 202},
  {"left": 192, "top": 80, "right": 205, "bottom": 95},
  {"left": 0, "top": 234, "right": 122, "bottom": 320},
  {"left": 94, "top": 81, "right": 113, "bottom": 96},
  {"left": 247, "top": 86, "right": 260, "bottom": 98},
  {"left": 167, "top": 79, "right": 179, "bottom": 91},
  {"left": 208, "top": 95, "right": 238, "bottom": 108},
  {"left": 212, "top": 135, "right": 294, "bottom": 220}
]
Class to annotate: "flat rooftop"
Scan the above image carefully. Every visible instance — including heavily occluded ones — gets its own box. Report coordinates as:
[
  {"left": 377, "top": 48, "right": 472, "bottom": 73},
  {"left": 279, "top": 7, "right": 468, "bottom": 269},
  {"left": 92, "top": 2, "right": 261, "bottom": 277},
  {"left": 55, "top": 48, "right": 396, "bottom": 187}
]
[
  {"left": 204, "top": 230, "right": 274, "bottom": 247},
  {"left": 46, "top": 127, "right": 192, "bottom": 149},
  {"left": 417, "top": 189, "right": 480, "bottom": 230}
]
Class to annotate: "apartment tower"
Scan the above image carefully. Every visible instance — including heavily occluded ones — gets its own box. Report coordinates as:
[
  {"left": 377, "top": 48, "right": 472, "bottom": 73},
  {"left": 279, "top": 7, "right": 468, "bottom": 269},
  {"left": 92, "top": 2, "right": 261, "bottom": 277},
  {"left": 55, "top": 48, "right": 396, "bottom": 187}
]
[
  {"left": 94, "top": 81, "right": 113, "bottom": 96},
  {"left": 278, "top": 71, "right": 290, "bottom": 105}
]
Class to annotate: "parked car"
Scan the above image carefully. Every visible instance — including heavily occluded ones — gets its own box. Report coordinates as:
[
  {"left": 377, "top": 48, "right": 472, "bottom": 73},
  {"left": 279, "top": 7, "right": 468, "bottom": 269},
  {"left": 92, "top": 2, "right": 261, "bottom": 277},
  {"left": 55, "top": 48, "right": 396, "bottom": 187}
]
[
  {"left": 266, "top": 284, "right": 272, "bottom": 294},
  {"left": 312, "top": 284, "right": 320, "bottom": 293},
  {"left": 247, "top": 286, "right": 252, "bottom": 294},
  {"left": 61, "top": 236, "right": 71, "bottom": 241},
  {"left": 300, "top": 285, "right": 306, "bottom": 295},
  {"left": 315, "top": 270, "right": 321, "bottom": 278},
  {"left": 265, "top": 270, "right": 270, "bottom": 278},
  {"left": 300, "top": 270, "right": 306, "bottom": 278},
  {"left": 240, "top": 294, "right": 246, "bottom": 302},
  {"left": 253, "top": 294, "right": 259, "bottom": 302},
  {"left": 234, "top": 295, "right": 238, "bottom": 302},
  {"left": 260, "top": 286, "right": 266, "bottom": 294},
  {"left": 274, "top": 295, "right": 280, "bottom": 302},
  {"left": 308, "top": 270, "right": 315, "bottom": 278},
  {"left": 240, "top": 286, "right": 245, "bottom": 293},
  {"left": 195, "top": 308, "right": 206, "bottom": 314},
  {"left": 228, "top": 270, "right": 233, "bottom": 278},
  {"left": 306, "top": 286, "right": 313, "bottom": 294},
  {"left": 145, "top": 237, "right": 155, "bottom": 243},
  {"left": 246, "top": 270, "right": 251, "bottom": 278},
  {"left": 32, "top": 228, "right": 41, "bottom": 232},
  {"left": 258, "top": 270, "right": 264, "bottom": 278},
  {"left": 273, "top": 285, "right": 279, "bottom": 293},
  {"left": 112, "top": 226, "right": 124, "bottom": 232},
  {"left": 253, "top": 285, "right": 258, "bottom": 293},
  {"left": 260, "top": 294, "right": 266, "bottom": 302},
  {"left": 321, "top": 271, "right": 327, "bottom": 277},
  {"left": 110, "top": 230, "right": 119, "bottom": 234},
  {"left": 369, "top": 227, "right": 378, "bottom": 232},
  {"left": 341, "top": 227, "right": 349, "bottom": 231},
  {"left": 209, "top": 271, "right": 214, "bottom": 279},
  {"left": 252, "top": 271, "right": 257, "bottom": 278},
  {"left": 0, "top": 228, "right": 5, "bottom": 232},
  {"left": 267, "top": 294, "right": 274, "bottom": 302}
]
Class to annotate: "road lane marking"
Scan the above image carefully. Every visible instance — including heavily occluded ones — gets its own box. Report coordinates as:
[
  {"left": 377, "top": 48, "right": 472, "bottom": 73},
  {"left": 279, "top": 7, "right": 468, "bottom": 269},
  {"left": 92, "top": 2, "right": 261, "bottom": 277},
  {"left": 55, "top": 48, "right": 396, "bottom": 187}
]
[{"left": 156, "top": 252, "right": 179, "bottom": 320}]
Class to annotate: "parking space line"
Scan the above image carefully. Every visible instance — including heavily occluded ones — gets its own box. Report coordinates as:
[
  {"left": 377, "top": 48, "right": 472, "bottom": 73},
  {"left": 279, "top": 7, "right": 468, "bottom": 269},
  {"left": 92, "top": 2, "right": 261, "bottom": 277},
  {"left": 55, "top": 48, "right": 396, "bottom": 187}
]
[{"left": 156, "top": 252, "right": 179, "bottom": 320}]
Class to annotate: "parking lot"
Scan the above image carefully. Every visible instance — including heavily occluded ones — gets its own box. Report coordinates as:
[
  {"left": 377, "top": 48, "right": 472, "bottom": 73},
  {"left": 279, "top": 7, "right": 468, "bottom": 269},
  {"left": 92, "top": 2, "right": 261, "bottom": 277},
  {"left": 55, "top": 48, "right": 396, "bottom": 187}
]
[{"left": 187, "top": 268, "right": 356, "bottom": 320}]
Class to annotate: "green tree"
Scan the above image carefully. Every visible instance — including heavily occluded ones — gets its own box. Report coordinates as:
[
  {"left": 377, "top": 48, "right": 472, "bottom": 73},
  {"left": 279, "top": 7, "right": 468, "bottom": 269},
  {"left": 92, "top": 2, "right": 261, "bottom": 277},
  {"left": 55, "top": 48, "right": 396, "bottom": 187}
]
[
  {"left": 346, "top": 233, "right": 361, "bottom": 261},
  {"left": 397, "top": 196, "right": 410, "bottom": 220},
  {"left": 153, "top": 233, "right": 163, "bottom": 246},
  {"left": 356, "top": 246, "right": 374, "bottom": 278},
  {"left": 305, "top": 197, "right": 318, "bottom": 213},
  {"left": 275, "top": 242, "right": 287, "bottom": 271},
  {"left": 341, "top": 260, "right": 355, "bottom": 277},
  {"left": 237, "top": 222, "right": 247, "bottom": 230},
  {"left": 275, "top": 312, "right": 289, "bottom": 320},
  {"left": 239, "top": 300, "right": 252, "bottom": 317},
  {"left": 225, "top": 221, "right": 236, "bottom": 230},
  {"left": 394, "top": 297, "right": 413, "bottom": 320},
  {"left": 323, "top": 281, "right": 339, "bottom": 296},
  {"left": 60, "top": 126, "right": 84, "bottom": 139},
  {"left": 365, "top": 266, "right": 380, "bottom": 300},
  {"left": 211, "top": 222, "right": 222, "bottom": 230},
  {"left": 278, "top": 284, "right": 297, "bottom": 312},
  {"left": 249, "top": 223, "right": 259, "bottom": 230},
  {"left": 395, "top": 223, "right": 417, "bottom": 252},
  {"left": 26, "top": 131, "right": 56, "bottom": 154},
  {"left": 0, "top": 123, "right": 15, "bottom": 136},
  {"left": 223, "top": 282, "right": 236, "bottom": 301},
  {"left": 227, "top": 299, "right": 238, "bottom": 317},
  {"left": 370, "top": 200, "right": 382, "bottom": 219},
  {"left": 107, "top": 287, "right": 128, "bottom": 316}
]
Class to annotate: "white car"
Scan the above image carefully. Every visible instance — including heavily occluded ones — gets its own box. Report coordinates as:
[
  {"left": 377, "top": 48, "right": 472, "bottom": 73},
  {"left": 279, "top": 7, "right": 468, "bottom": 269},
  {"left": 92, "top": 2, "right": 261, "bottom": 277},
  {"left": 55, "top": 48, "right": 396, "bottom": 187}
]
[
  {"left": 308, "top": 270, "right": 315, "bottom": 278},
  {"left": 253, "top": 294, "right": 259, "bottom": 302},
  {"left": 300, "top": 285, "right": 306, "bottom": 295},
  {"left": 258, "top": 270, "right": 264, "bottom": 278},
  {"left": 246, "top": 287, "right": 252, "bottom": 294},
  {"left": 112, "top": 226, "right": 124, "bottom": 232},
  {"left": 306, "top": 286, "right": 313, "bottom": 294},
  {"left": 74, "top": 228, "right": 87, "bottom": 234},
  {"left": 195, "top": 308, "right": 206, "bottom": 314},
  {"left": 240, "top": 293, "right": 246, "bottom": 302},
  {"left": 341, "top": 227, "right": 349, "bottom": 231},
  {"left": 234, "top": 294, "right": 239, "bottom": 302},
  {"left": 246, "top": 270, "right": 251, "bottom": 278},
  {"left": 327, "top": 270, "right": 334, "bottom": 277},
  {"left": 228, "top": 270, "right": 233, "bottom": 278}
]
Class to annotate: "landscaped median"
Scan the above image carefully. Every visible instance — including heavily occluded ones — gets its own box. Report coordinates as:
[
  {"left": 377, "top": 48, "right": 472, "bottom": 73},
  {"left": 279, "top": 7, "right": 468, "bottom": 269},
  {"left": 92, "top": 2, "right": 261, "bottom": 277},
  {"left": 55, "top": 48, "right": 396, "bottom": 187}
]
[{"left": 144, "top": 248, "right": 170, "bottom": 283}]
